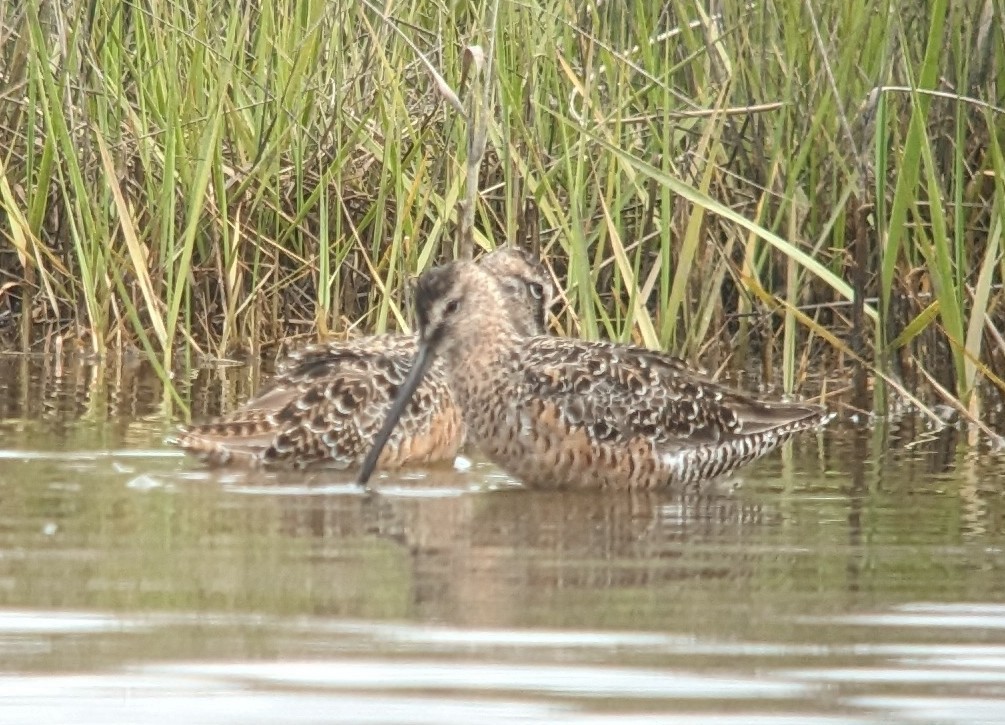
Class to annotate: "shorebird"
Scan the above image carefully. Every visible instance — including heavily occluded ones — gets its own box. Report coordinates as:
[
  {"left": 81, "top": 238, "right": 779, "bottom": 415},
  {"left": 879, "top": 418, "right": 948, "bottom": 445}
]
[
  {"left": 170, "top": 248, "right": 554, "bottom": 469},
  {"left": 358, "top": 258, "right": 832, "bottom": 489}
]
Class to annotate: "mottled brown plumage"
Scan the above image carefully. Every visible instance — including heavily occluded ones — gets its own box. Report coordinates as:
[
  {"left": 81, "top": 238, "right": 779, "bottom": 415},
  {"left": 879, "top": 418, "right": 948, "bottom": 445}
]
[
  {"left": 359, "top": 259, "right": 833, "bottom": 490},
  {"left": 170, "top": 248, "right": 554, "bottom": 469}
]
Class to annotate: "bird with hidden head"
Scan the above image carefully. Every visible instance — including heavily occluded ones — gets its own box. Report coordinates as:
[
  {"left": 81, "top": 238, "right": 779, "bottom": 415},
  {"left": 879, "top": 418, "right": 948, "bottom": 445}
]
[
  {"left": 168, "top": 247, "right": 555, "bottom": 471},
  {"left": 357, "top": 257, "right": 833, "bottom": 490}
]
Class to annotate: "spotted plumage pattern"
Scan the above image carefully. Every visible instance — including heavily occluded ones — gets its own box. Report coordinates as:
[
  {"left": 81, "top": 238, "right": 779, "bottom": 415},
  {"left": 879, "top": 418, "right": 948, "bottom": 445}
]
[
  {"left": 170, "top": 248, "right": 554, "bottom": 469},
  {"left": 360, "top": 260, "right": 832, "bottom": 490}
]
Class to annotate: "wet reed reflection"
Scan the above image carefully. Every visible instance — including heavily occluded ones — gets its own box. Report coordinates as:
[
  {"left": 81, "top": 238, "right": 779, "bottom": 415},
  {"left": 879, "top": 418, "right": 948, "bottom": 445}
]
[{"left": 0, "top": 355, "right": 1003, "bottom": 722}]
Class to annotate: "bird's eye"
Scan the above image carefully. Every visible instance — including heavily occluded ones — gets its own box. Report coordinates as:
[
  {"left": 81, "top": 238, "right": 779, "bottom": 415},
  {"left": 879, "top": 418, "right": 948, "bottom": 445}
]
[
  {"left": 444, "top": 299, "right": 461, "bottom": 315},
  {"left": 528, "top": 282, "right": 544, "bottom": 300}
]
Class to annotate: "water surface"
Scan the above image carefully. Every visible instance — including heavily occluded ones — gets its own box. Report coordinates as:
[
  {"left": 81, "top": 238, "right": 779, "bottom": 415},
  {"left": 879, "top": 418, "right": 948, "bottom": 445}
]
[{"left": 0, "top": 355, "right": 1003, "bottom": 724}]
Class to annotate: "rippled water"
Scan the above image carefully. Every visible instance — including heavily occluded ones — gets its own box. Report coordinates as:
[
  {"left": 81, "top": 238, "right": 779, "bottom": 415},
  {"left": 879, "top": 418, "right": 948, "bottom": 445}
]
[{"left": 0, "top": 355, "right": 1003, "bottom": 724}]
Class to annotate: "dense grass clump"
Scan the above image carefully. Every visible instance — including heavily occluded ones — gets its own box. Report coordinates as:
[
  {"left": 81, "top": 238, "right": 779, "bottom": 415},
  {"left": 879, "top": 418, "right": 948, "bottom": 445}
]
[{"left": 0, "top": 0, "right": 1002, "bottom": 422}]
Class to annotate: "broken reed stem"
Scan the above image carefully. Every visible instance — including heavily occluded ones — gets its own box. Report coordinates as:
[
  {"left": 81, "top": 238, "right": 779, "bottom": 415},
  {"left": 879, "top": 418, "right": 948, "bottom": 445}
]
[{"left": 458, "top": 45, "right": 488, "bottom": 261}]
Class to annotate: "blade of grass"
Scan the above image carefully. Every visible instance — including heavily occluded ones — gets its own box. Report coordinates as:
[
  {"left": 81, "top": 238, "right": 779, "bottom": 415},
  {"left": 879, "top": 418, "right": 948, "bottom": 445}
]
[{"left": 95, "top": 130, "right": 168, "bottom": 349}]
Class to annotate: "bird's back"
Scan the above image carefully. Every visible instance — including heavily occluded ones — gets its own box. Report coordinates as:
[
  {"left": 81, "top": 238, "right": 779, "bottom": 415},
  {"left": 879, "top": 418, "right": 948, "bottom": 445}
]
[
  {"left": 171, "top": 335, "right": 463, "bottom": 469},
  {"left": 462, "top": 335, "right": 830, "bottom": 490}
]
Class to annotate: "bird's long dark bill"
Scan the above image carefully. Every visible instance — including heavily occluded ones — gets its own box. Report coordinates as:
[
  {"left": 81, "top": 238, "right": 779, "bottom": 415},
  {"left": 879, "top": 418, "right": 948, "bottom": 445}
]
[{"left": 356, "top": 342, "right": 436, "bottom": 486}]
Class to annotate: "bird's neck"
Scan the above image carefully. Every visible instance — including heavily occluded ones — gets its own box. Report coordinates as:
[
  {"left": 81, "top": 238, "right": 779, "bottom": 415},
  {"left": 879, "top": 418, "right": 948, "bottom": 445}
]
[{"left": 444, "top": 321, "right": 521, "bottom": 420}]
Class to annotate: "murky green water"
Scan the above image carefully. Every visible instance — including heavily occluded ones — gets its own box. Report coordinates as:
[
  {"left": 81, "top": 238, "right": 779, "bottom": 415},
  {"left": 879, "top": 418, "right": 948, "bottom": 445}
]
[{"left": 0, "top": 355, "right": 1003, "bottom": 723}]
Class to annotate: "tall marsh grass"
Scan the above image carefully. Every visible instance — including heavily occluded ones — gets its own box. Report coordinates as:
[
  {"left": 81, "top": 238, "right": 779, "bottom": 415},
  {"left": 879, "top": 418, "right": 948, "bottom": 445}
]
[{"left": 0, "top": 0, "right": 1003, "bottom": 423}]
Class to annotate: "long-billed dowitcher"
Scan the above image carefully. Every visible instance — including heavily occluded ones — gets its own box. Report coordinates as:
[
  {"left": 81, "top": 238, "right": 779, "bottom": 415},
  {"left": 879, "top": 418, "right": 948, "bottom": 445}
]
[
  {"left": 170, "top": 248, "right": 554, "bottom": 469},
  {"left": 358, "top": 258, "right": 832, "bottom": 490}
]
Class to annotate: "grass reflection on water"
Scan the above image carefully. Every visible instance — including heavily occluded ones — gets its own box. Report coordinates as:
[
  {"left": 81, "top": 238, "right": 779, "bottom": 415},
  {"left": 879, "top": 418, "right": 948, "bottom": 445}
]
[{"left": 0, "top": 355, "right": 1002, "bottom": 722}]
